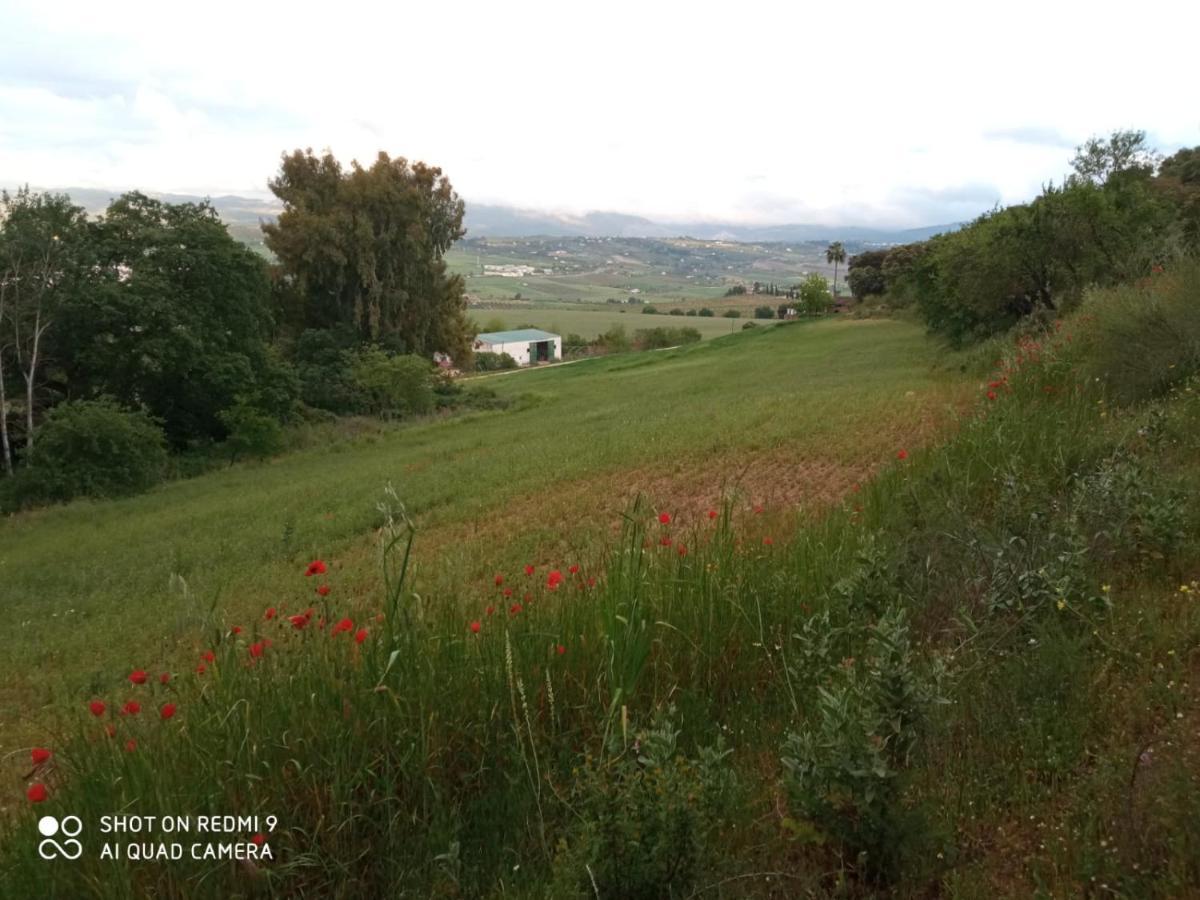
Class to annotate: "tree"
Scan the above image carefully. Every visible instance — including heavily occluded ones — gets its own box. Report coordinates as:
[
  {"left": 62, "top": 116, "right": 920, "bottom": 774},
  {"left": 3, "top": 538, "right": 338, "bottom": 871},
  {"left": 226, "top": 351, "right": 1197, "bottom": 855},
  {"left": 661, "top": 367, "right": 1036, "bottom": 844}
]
[
  {"left": 263, "top": 149, "right": 471, "bottom": 362},
  {"left": 1071, "top": 129, "right": 1160, "bottom": 186},
  {"left": 798, "top": 273, "right": 833, "bottom": 313},
  {"left": 0, "top": 188, "right": 90, "bottom": 469},
  {"left": 846, "top": 249, "right": 888, "bottom": 300},
  {"left": 825, "top": 241, "right": 846, "bottom": 298},
  {"left": 49, "top": 192, "right": 291, "bottom": 447}
]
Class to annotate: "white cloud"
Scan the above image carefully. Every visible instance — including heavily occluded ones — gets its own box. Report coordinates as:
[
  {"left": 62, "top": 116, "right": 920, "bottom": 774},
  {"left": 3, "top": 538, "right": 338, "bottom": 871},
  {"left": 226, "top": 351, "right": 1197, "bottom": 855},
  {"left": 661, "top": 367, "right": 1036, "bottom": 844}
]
[{"left": 2, "top": 0, "right": 1198, "bottom": 226}]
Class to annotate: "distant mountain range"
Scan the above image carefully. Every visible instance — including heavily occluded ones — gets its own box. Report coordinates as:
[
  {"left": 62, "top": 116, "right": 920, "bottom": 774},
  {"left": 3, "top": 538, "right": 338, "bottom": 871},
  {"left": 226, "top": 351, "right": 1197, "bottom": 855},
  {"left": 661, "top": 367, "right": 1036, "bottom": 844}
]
[
  {"left": 462, "top": 203, "right": 961, "bottom": 244},
  {"left": 9, "top": 186, "right": 960, "bottom": 245}
]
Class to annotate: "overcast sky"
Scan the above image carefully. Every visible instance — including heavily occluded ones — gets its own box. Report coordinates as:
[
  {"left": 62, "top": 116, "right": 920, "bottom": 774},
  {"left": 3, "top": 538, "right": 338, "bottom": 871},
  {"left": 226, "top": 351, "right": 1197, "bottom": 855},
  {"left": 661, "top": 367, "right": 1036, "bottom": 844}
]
[{"left": 2, "top": 0, "right": 1197, "bottom": 227}]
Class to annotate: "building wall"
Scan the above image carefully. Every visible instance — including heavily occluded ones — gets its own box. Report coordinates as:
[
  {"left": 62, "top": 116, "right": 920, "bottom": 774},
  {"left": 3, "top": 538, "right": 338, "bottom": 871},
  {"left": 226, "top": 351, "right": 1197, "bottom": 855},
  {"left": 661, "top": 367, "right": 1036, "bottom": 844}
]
[{"left": 479, "top": 337, "right": 561, "bottom": 366}]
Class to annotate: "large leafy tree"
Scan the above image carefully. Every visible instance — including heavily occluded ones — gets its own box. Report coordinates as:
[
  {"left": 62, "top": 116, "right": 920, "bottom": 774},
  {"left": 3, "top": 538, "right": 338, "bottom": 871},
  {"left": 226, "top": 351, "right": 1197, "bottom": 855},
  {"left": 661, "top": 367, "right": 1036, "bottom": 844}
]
[
  {"left": 263, "top": 150, "right": 472, "bottom": 362},
  {"left": 49, "top": 192, "right": 289, "bottom": 446}
]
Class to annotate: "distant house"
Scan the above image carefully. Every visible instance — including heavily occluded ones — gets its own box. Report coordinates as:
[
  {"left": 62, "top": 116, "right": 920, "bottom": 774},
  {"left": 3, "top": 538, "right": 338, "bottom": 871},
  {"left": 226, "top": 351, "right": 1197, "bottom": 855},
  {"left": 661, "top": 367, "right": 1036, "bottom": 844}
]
[{"left": 473, "top": 328, "right": 562, "bottom": 366}]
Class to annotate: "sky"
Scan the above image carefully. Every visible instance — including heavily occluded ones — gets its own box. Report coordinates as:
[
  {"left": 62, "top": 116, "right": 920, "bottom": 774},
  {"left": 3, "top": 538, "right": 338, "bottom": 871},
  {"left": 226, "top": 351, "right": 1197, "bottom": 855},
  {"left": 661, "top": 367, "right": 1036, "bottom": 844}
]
[{"left": 1, "top": 0, "right": 1197, "bottom": 228}]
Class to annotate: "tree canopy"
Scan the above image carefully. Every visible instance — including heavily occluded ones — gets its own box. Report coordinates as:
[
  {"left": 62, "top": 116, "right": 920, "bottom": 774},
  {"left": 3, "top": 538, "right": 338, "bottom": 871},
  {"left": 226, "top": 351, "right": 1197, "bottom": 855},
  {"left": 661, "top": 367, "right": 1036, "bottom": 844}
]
[{"left": 263, "top": 150, "right": 472, "bottom": 362}]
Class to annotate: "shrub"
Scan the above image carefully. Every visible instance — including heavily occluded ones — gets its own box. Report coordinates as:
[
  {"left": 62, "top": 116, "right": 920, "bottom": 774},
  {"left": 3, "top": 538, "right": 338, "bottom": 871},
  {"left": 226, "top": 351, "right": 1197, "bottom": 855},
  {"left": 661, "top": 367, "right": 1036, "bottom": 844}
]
[
  {"left": 685, "top": 309, "right": 697, "bottom": 316},
  {"left": 473, "top": 351, "right": 518, "bottom": 372},
  {"left": 351, "top": 348, "right": 435, "bottom": 418},
  {"left": 293, "top": 329, "right": 361, "bottom": 414},
  {"left": 754, "top": 305, "right": 775, "bottom": 319},
  {"left": 797, "top": 273, "right": 833, "bottom": 314},
  {"left": 218, "top": 402, "right": 285, "bottom": 463},
  {"left": 742, "top": 321, "right": 758, "bottom": 329},
  {"left": 782, "top": 607, "right": 944, "bottom": 882},
  {"left": 597, "top": 324, "right": 631, "bottom": 353},
  {"left": 698, "top": 307, "right": 714, "bottom": 317},
  {"left": 9, "top": 399, "right": 167, "bottom": 505},
  {"left": 668, "top": 308, "right": 684, "bottom": 316},
  {"left": 641, "top": 305, "right": 658, "bottom": 314},
  {"left": 555, "top": 712, "right": 735, "bottom": 900},
  {"left": 722, "top": 309, "right": 741, "bottom": 318},
  {"left": 633, "top": 326, "right": 702, "bottom": 349}
]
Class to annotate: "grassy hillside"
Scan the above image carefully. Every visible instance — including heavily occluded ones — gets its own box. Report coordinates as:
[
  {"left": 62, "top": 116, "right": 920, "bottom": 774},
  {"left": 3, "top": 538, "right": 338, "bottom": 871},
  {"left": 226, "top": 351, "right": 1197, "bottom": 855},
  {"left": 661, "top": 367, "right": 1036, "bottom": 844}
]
[
  {"left": 4, "top": 271, "right": 1197, "bottom": 896},
  {"left": 0, "top": 319, "right": 962, "bottom": 764},
  {"left": 469, "top": 307, "right": 769, "bottom": 341}
]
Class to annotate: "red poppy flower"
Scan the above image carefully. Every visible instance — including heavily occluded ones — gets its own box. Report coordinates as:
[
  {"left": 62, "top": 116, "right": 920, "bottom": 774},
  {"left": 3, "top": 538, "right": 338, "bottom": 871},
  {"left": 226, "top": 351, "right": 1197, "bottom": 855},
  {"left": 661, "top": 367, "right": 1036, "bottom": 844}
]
[
  {"left": 129, "top": 669, "right": 147, "bottom": 685},
  {"left": 754, "top": 504, "right": 765, "bottom": 515},
  {"left": 31, "top": 748, "right": 51, "bottom": 766},
  {"left": 202, "top": 650, "right": 215, "bottom": 663},
  {"left": 249, "top": 642, "right": 265, "bottom": 658},
  {"left": 470, "top": 620, "right": 481, "bottom": 634},
  {"left": 159, "top": 673, "right": 170, "bottom": 685},
  {"left": 503, "top": 587, "right": 513, "bottom": 598},
  {"left": 251, "top": 833, "right": 266, "bottom": 846},
  {"left": 332, "top": 617, "right": 353, "bottom": 635},
  {"left": 354, "top": 628, "right": 368, "bottom": 644},
  {"left": 289, "top": 614, "right": 308, "bottom": 630},
  {"left": 494, "top": 574, "right": 504, "bottom": 586},
  {"left": 677, "top": 544, "right": 687, "bottom": 556},
  {"left": 486, "top": 605, "right": 495, "bottom": 617},
  {"left": 121, "top": 700, "right": 141, "bottom": 716},
  {"left": 509, "top": 603, "right": 523, "bottom": 616},
  {"left": 658, "top": 512, "right": 671, "bottom": 524},
  {"left": 264, "top": 607, "right": 277, "bottom": 621},
  {"left": 231, "top": 626, "right": 242, "bottom": 635},
  {"left": 196, "top": 663, "right": 207, "bottom": 675},
  {"left": 27, "top": 783, "right": 47, "bottom": 803},
  {"left": 524, "top": 564, "right": 535, "bottom": 576},
  {"left": 89, "top": 700, "right": 106, "bottom": 717},
  {"left": 659, "top": 535, "right": 672, "bottom": 547},
  {"left": 986, "top": 390, "right": 997, "bottom": 401},
  {"left": 547, "top": 569, "right": 564, "bottom": 589},
  {"left": 316, "top": 584, "right": 331, "bottom": 597},
  {"left": 896, "top": 449, "right": 908, "bottom": 460},
  {"left": 556, "top": 644, "right": 566, "bottom": 656},
  {"left": 587, "top": 577, "right": 597, "bottom": 588},
  {"left": 305, "top": 560, "right": 327, "bottom": 577},
  {"left": 125, "top": 739, "right": 137, "bottom": 753},
  {"left": 568, "top": 564, "right": 580, "bottom": 575},
  {"left": 708, "top": 509, "right": 718, "bottom": 520},
  {"left": 160, "top": 703, "right": 177, "bottom": 720}
]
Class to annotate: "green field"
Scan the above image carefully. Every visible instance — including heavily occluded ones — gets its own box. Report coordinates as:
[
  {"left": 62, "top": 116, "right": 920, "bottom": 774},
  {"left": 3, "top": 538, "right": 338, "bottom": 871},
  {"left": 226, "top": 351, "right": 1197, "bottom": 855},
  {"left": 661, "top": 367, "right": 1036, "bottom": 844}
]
[
  {"left": 469, "top": 306, "right": 771, "bottom": 341},
  {"left": 0, "top": 319, "right": 962, "bottom": 762}
]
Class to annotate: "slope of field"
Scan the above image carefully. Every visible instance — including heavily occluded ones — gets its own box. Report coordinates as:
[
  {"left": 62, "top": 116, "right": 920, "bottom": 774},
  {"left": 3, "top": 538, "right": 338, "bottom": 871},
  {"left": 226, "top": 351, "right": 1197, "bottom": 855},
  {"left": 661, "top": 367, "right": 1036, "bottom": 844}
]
[{"left": 0, "top": 319, "right": 966, "bottom": 763}]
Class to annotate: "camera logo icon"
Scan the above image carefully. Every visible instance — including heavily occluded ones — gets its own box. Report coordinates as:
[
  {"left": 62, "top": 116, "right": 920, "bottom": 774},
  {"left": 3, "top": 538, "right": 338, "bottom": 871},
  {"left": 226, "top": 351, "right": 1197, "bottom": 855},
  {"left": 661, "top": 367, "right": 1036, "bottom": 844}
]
[{"left": 37, "top": 815, "right": 83, "bottom": 860}]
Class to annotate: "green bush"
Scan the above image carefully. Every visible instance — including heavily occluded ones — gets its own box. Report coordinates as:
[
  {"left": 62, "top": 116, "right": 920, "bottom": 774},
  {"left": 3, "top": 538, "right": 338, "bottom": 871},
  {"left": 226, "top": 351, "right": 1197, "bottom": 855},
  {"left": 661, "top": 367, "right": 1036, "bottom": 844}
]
[
  {"left": 641, "top": 305, "right": 658, "bottom": 314},
  {"left": 473, "top": 351, "right": 518, "bottom": 372},
  {"left": 685, "top": 309, "right": 697, "bottom": 316},
  {"left": 668, "top": 308, "right": 684, "bottom": 316},
  {"left": 218, "top": 401, "right": 285, "bottom": 463},
  {"left": 698, "top": 307, "right": 714, "bottom": 317},
  {"left": 293, "top": 329, "right": 362, "bottom": 414},
  {"left": 722, "top": 309, "right": 741, "bottom": 319},
  {"left": 754, "top": 305, "right": 775, "bottom": 319},
  {"left": 351, "top": 348, "right": 435, "bottom": 419},
  {"left": 555, "top": 713, "right": 735, "bottom": 900},
  {"left": 6, "top": 399, "right": 167, "bottom": 506},
  {"left": 633, "top": 326, "right": 702, "bottom": 349}
]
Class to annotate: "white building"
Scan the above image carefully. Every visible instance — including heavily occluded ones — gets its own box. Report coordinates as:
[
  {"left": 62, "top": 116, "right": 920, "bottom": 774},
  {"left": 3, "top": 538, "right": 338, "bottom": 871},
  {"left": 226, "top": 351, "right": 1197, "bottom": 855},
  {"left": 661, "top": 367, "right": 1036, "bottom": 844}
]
[{"left": 473, "top": 328, "right": 562, "bottom": 366}]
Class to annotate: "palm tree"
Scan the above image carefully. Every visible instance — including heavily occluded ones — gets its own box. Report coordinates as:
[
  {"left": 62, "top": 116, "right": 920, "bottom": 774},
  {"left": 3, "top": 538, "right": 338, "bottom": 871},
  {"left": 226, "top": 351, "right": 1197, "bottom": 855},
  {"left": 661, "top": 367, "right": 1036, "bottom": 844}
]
[{"left": 826, "top": 241, "right": 846, "bottom": 299}]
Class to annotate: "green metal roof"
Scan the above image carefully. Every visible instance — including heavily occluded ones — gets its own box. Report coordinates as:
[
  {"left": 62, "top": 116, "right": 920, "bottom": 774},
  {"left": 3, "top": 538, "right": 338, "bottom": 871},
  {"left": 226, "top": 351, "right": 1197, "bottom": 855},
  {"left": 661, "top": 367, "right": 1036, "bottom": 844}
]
[{"left": 474, "top": 329, "right": 560, "bottom": 343}]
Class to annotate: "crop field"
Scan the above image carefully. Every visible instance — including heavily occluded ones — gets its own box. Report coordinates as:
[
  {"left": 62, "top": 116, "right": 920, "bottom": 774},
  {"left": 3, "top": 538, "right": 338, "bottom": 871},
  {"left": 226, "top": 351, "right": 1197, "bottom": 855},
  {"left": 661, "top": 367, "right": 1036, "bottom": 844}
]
[
  {"left": 0, "top": 319, "right": 963, "bottom": 766},
  {"left": 469, "top": 306, "right": 773, "bottom": 340}
]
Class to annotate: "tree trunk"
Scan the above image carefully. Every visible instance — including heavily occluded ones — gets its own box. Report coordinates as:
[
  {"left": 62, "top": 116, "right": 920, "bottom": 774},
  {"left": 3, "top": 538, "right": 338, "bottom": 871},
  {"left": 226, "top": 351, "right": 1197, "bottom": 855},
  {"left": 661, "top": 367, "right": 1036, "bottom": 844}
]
[
  {"left": 22, "top": 309, "right": 42, "bottom": 459},
  {"left": 0, "top": 352, "right": 12, "bottom": 475}
]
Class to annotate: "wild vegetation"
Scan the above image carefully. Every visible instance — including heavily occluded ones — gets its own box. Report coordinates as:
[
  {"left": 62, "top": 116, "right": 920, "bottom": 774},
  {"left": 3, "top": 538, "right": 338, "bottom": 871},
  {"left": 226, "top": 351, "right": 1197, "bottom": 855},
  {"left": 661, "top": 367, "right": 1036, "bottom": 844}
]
[{"left": 3, "top": 130, "right": 1200, "bottom": 897}]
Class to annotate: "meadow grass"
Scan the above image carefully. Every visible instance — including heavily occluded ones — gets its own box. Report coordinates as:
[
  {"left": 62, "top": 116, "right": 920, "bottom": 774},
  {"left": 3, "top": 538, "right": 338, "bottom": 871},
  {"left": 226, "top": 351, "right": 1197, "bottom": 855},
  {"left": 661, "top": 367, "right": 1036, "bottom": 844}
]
[
  {"left": 4, "top": 282, "right": 1197, "bottom": 897},
  {"left": 0, "top": 319, "right": 963, "bottom": 766}
]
